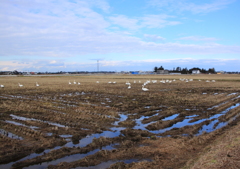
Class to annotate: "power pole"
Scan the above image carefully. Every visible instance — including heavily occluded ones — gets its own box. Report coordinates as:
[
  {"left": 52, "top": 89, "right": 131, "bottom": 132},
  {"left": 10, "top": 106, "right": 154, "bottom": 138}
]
[{"left": 97, "top": 60, "right": 99, "bottom": 72}]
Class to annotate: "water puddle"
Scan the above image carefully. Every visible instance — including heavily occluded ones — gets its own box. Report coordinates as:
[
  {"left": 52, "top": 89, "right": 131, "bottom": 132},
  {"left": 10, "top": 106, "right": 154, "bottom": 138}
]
[
  {"left": 65, "top": 127, "right": 125, "bottom": 148},
  {"left": 133, "top": 113, "right": 159, "bottom": 130},
  {"left": 140, "top": 103, "right": 240, "bottom": 135},
  {"left": 162, "top": 114, "right": 179, "bottom": 121},
  {"left": 59, "top": 134, "right": 72, "bottom": 138},
  {"left": 227, "top": 93, "right": 238, "bottom": 96},
  {"left": 10, "top": 114, "right": 67, "bottom": 128},
  {"left": 113, "top": 113, "right": 128, "bottom": 125},
  {"left": 4, "top": 120, "right": 39, "bottom": 130},
  {"left": 0, "top": 129, "right": 23, "bottom": 140},
  {"left": 23, "top": 144, "right": 117, "bottom": 169}
]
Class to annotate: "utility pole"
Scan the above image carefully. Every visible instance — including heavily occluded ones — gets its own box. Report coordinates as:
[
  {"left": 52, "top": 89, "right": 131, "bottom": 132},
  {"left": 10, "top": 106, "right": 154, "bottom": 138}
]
[{"left": 97, "top": 60, "right": 99, "bottom": 72}]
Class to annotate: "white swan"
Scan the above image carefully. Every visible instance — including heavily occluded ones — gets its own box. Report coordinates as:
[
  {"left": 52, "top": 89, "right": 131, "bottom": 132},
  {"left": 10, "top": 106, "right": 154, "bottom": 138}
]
[
  {"left": 69, "top": 81, "right": 71, "bottom": 85},
  {"left": 36, "top": 82, "right": 39, "bottom": 87},
  {"left": 18, "top": 83, "right": 23, "bottom": 87},
  {"left": 142, "top": 85, "right": 149, "bottom": 91},
  {"left": 0, "top": 84, "right": 4, "bottom": 88}
]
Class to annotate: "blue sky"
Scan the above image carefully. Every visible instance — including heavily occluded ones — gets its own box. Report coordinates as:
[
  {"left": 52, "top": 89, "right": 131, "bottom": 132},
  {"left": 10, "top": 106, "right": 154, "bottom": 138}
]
[{"left": 0, "top": 0, "right": 240, "bottom": 72}]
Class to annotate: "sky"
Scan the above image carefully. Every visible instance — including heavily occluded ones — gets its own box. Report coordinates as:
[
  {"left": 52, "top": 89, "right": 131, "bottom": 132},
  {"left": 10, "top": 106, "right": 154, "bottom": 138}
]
[{"left": 0, "top": 0, "right": 240, "bottom": 72}]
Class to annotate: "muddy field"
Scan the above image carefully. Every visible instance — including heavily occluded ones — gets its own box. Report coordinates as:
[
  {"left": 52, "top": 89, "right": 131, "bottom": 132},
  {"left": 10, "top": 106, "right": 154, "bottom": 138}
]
[{"left": 0, "top": 74, "right": 240, "bottom": 169}]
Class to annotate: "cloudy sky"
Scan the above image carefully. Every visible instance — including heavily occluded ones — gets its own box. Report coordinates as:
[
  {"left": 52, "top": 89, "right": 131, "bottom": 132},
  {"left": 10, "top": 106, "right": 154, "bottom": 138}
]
[{"left": 1, "top": 0, "right": 240, "bottom": 72}]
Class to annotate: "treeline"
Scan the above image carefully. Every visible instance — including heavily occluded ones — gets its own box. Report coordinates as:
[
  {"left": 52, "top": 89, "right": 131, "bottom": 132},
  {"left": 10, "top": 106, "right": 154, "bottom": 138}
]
[{"left": 154, "top": 66, "right": 216, "bottom": 74}]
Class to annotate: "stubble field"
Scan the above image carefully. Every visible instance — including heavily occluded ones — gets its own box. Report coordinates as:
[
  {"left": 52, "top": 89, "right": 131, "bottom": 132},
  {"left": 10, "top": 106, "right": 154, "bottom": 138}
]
[{"left": 0, "top": 74, "right": 240, "bottom": 169}]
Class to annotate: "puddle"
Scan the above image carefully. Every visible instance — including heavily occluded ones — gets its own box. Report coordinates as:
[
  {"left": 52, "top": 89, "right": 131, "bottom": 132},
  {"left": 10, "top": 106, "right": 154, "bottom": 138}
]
[
  {"left": 113, "top": 113, "right": 128, "bottom": 125},
  {"left": 23, "top": 144, "right": 117, "bottom": 169},
  {"left": 10, "top": 114, "right": 67, "bottom": 128},
  {"left": 133, "top": 113, "right": 159, "bottom": 130},
  {"left": 46, "top": 133, "right": 53, "bottom": 136},
  {"left": 4, "top": 120, "right": 39, "bottom": 130},
  {"left": 197, "top": 103, "right": 240, "bottom": 135},
  {"left": 227, "top": 93, "right": 237, "bottom": 96},
  {"left": 207, "top": 101, "right": 229, "bottom": 110},
  {"left": 144, "top": 103, "right": 240, "bottom": 134},
  {"left": 0, "top": 129, "right": 23, "bottom": 140},
  {"left": 65, "top": 127, "right": 125, "bottom": 148},
  {"left": 162, "top": 114, "right": 179, "bottom": 121},
  {"left": 59, "top": 134, "right": 72, "bottom": 138},
  {"left": 186, "top": 115, "right": 198, "bottom": 118},
  {"left": 211, "top": 103, "right": 240, "bottom": 119}
]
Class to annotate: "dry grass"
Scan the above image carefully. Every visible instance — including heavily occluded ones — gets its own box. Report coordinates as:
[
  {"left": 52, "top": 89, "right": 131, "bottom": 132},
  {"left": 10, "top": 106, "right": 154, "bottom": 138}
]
[
  {"left": 0, "top": 74, "right": 240, "bottom": 169},
  {"left": 183, "top": 122, "right": 240, "bottom": 169}
]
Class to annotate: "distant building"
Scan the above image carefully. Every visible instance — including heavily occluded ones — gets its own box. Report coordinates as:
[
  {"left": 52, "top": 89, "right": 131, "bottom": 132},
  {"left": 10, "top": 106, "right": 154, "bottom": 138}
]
[
  {"left": 157, "top": 70, "right": 169, "bottom": 74},
  {"left": 192, "top": 70, "right": 200, "bottom": 74},
  {"left": 131, "top": 71, "right": 139, "bottom": 74}
]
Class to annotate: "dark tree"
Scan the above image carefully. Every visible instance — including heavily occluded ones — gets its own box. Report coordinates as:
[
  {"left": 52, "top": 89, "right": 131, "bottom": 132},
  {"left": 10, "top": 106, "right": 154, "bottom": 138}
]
[
  {"left": 176, "top": 67, "right": 181, "bottom": 72},
  {"left": 201, "top": 68, "right": 207, "bottom": 73},
  {"left": 158, "top": 66, "right": 164, "bottom": 70},
  {"left": 12, "top": 70, "right": 20, "bottom": 75},
  {"left": 181, "top": 68, "right": 188, "bottom": 74},
  {"left": 208, "top": 68, "right": 216, "bottom": 74}
]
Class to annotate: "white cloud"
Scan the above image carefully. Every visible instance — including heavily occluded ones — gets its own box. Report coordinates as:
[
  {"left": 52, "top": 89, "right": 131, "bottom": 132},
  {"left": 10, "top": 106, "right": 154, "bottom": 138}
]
[
  {"left": 141, "top": 14, "right": 181, "bottom": 28},
  {"left": 148, "top": 0, "right": 236, "bottom": 14},
  {"left": 178, "top": 36, "right": 218, "bottom": 42},
  {"left": 108, "top": 15, "right": 140, "bottom": 30},
  {"left": 108, "top": 14, "right": 180, "bottom": 30},
  {"left": 144, "top": 34, "right": 166, "bottom": 42}
]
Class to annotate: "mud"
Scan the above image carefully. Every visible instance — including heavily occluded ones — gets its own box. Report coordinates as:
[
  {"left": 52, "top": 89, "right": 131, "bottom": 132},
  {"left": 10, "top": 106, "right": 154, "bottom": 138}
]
[{"left": 0, "top": 77, "right": 240, "bottom": 169}]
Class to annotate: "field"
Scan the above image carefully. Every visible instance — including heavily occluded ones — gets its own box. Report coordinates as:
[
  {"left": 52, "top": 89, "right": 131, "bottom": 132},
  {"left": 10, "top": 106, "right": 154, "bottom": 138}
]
[{"left": 0, "top": 74, "right": 240, "bottom": 169}]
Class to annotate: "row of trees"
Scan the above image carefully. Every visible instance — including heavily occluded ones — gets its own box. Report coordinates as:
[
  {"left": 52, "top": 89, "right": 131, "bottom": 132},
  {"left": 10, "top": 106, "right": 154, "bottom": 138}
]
[{"left": 154, "top": 66, "right": 216, "bottom": 74}]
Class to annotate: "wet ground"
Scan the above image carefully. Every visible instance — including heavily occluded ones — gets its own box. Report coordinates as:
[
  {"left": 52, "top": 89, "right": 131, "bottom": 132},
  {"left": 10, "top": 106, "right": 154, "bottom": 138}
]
[{"left": 0, "top": 76, "right": 240, "bottom": 169}]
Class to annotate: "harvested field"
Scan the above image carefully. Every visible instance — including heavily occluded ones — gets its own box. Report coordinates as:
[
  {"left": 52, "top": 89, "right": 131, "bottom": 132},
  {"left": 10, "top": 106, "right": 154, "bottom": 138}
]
[{"left": 0, "top": 74, "right": 240, "bottom": 169}]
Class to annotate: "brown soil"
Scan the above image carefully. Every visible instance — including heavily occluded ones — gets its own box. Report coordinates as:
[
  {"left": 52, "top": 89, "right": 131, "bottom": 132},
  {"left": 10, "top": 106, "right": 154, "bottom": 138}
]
[{"left": 0, "top": 74, "right": 239, "bottom": 169}]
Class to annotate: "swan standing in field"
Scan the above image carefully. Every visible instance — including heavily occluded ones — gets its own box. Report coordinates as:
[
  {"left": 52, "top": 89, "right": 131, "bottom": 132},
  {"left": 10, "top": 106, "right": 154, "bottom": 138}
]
[
  {"left": 0, "top": 84, "right": 4, "bottom": 88},
  {"left": 142, "top": 85, "right": 149, "bottom": 91},
  {"left": 69, "top": 81, "right": 71, "bottom": 85},
  {"left": 73, "top": 80, "right": 76, "bottom": 84},
  {"left": 96, "top": 81, "right": 99, "bottom": 83},
  {"left": 18, "top": 83, "right": 23, "bottom": 87},
  {"left": 78, "top": 82, "right": 81, "bottom": 85},
  {"left": 128, "top": 84, "right": 131, "bottom": 89},
  {"left": 36, "top": 82, "right": 39, "bottom": 87}
]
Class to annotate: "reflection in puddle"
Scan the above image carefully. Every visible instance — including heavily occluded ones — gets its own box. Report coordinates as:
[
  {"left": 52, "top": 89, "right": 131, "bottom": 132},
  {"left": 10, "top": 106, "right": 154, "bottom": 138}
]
[
  {"left": 59, "top": 134, "right": 72, "bottom": 138},
  {"left": 10, "top": 114, "right": 67, "bottom": 128},
  {"left": 0, "top": 129, "right": 23, "bottom": 140},
  {"left": 162, "top": 114, "right": 179, "bottom": 121},
  {"left": 23, "top": 144, "right": 118, "bottom": 169},
  {"left": 4, "top": 120, "right": 39, "bottom": 130}
]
